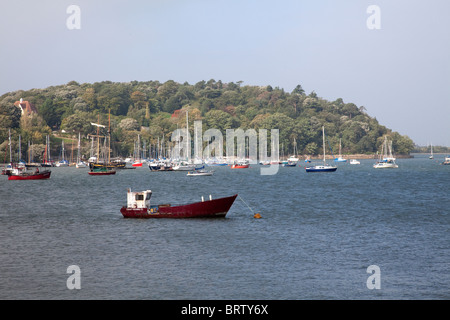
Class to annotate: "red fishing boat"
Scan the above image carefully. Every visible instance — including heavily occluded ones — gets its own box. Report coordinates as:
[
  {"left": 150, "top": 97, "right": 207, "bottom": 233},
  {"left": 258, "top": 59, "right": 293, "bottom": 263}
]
[
  {"left": 120, "top": 189, "right": 237, "bottom": 218},
  {"left": 8, "top": 168, "right": 51, "bottom": 180}
]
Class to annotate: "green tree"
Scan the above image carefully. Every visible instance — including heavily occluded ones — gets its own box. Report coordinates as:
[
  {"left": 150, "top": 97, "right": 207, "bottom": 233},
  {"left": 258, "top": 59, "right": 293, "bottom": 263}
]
[
  {"left": 305, "top": 142, "right": 318, "bottom": 155},
  {"left": 38, "top": 99, "right": 60, "bottom": 129},
  {"left": 204, "top": 110, "right": 234, "bottom": 132},
  {"left": 292, "top": 84, "right": 305, "bottom": 95},
  {"left": 82, "top": 88, "right": 97, "bottom": 111},
  {"left": 60, "top": 113, "right": 92, "bottom": 135},
  {"left": 157, "top": 80, "right": 179, "bottom": 101}
]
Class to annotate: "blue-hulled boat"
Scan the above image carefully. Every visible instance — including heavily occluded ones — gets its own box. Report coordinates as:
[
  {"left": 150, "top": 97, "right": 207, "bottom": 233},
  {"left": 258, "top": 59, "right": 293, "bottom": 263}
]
[{"left": 305, "top": 126, "right": 337, "bottom": 173}]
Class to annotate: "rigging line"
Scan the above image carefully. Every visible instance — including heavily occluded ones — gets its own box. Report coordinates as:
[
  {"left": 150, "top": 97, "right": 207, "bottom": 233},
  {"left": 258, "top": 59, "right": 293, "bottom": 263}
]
[{"left": 238, "top": 194, "right": 255, "bottom": 214}]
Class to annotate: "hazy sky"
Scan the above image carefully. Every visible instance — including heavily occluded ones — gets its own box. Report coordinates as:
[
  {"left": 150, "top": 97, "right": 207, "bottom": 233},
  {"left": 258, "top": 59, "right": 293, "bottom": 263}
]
[{"left": 1, "top": 0, "right": 449, "bottom": 146}]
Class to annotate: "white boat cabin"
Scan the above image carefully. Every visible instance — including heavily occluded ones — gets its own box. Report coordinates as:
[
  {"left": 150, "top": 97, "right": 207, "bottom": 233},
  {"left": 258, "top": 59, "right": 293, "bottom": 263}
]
[{"left": 127, "top": 189, "right": 152, "bottom": 209}]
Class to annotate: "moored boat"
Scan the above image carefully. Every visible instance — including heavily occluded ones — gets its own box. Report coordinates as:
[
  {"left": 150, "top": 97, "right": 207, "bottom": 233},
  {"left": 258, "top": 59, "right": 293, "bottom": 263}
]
[
  {"left": 172, "top": 160, "right": 197, "bottom": 171},
  {"left": 8, "top": 168, "right": 51, "bottom": 180},
  {"left": 1, "top": 163, "right": 17, "bottom": 175},
  {"left": 334, "top": 139, "right": 347, "bottom": 162},
  {"left": 120, "top": 189, "right": 237, "bottom": 218},
  {"left": 231, "top": 164, "right": 250, "bottom": 169},
  {"left": 132, "top": 160, "right": 143, "bottom": 167},
  {"left": 373, "top": 160, "right": 398, "bottom": 169},
  {"left": 88, "top": 168, "right": 116, "bottom": 175},
  {"left": 40, "top": 161, "right": 54, "bottom": 167},
  {"left": 56, "top": 160, "right": 69, "bottom": 167},
  {"left": 56, "top": 141, "right": 69, "bottom": 167},
  {"left": 187, "top": 169, "right": 214, "bottom": 176},
  {"left": 305, "top": 126, "right": 337, "bottom": 173},
  {"left": 231, "top": 160, "right": 250, "bottom": 169},
  {"left": 373, "top": 136, "right": 398, "bottom": 169},
  {"left": 76, "top": 161, "right": 88, "bottom": 168},
  {"left": 75, "top": 133, "right": 88, "bottom": 168},
  {"left": 148, "top": 161, "right": 173, "bottom": 171},
  {"left": 305, "top": 165, "right": 337, "bottom": 172},
  {"left": 89, "top": 162, "right": 123, "bottom": 170},
  {"left": 282, "top": 161, "right": 297, "bottom": 167}
]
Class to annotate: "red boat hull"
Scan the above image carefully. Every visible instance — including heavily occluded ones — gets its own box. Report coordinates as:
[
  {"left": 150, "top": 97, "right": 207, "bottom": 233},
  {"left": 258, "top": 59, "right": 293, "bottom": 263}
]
[
  {"left": 231, "top": 165, "right": 249, "bottom": 169},
  {"left": 8, "top": 170, "right": 51, "bottom": 180},
  {"left": 120, "top": 194, "right": 238, "bottom": 218}
]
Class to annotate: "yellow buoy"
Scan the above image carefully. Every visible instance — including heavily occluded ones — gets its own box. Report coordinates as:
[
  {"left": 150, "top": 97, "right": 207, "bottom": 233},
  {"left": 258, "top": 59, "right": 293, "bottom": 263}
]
[{"left": 253, "top": 213, "right": 262, "bottom": 219}]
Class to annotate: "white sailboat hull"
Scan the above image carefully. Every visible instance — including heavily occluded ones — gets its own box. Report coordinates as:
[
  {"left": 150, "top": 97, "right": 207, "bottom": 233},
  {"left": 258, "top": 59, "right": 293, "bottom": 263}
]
[{"left": 373, "top": 162, "right": 398, "bottom": 169}]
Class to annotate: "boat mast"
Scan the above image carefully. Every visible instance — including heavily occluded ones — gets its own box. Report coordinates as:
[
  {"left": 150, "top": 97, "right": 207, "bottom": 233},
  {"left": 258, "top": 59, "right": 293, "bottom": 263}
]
[
  {"left": 8, "top": 129, "right": 12, "bottom": 163},
  {"left": 62, "top": 140, "right": 65, "bottom": 162},
  {"left": 43, "top": 137, "right": 47, "bottom": 165},
  {"left": 186, "top": 109, "right": 189, "bottom": 161},
  {"left": 322, "top": 126, "right": 326, "bottom": 164},
  {"left": 177, "top": 124, "right": 180, "bottom": 160},
  {"left": 97, "top": 114, "right": 100, "bottom": 163},
  {"left": 108, "top": 112, "right": 110, "bottom": 163},
  {"left": 71, "top": 139, "right": 74, "bottom": 164},
  {"left": 137, "top": 134, "right": 140, "bottom": 161},
  {"left": 18, "top": 134, "right": 21, "bottom": 162},
  {"left": 47, "top": 135, "right": 51, "bottom": 163},
  {"left": 77, "top": 132, "right": 81, "bottom": 163},
  {"left": 293, "top": 138, "right": 297, "bottom": 157}
]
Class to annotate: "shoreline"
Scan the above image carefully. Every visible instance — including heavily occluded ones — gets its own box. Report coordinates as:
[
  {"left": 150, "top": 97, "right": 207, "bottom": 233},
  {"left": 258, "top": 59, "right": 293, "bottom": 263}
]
[{"left": 287, "top": 154, "right": 415, "bottom": 160}]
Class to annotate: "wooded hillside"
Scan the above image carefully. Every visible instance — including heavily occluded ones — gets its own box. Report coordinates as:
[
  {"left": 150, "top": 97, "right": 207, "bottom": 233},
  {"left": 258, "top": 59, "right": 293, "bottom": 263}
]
[{"left": 0, "top": 79, "right": 415, "bottom": 161}]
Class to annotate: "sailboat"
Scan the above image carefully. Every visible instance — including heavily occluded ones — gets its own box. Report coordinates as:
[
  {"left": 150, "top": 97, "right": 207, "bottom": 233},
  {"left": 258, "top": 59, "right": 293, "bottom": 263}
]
[
  {"left": 305, "top": 126, "right": 337, "bottom": 172},
  {"left": 172, "top": 109, "right": 201, "bottom": 171},
  {"left": 1, "top": 129, "right": 20, "bottom": 175},
  {"left": 429, "top": 143, "right": 434, "bottom": 159},
  {"left": 442, "top": 156, "right": 450, "bottom": 165},
  {"left": 41, "top": 135, "right": 53, "bottom": 167},
  {"left": 76, "top": 133, "right": 87, "bottom": 168},
  {"left": 88, "top": 113, "right": 116, "bottom": 175},
  {"left": 373, "top": 136, "right": 398, "bottom": 169},
  {"left": 56, "top": 141, "right": 69, "bottom": 167},
  {"left": 132, "top": 134, "right": 143, "bottom": 167},
  {"left": 284, "top": 138, "right": 298, "bottom": 166},
  {"left": 334, "top": 139, "right": 347, "bottom": 162}
]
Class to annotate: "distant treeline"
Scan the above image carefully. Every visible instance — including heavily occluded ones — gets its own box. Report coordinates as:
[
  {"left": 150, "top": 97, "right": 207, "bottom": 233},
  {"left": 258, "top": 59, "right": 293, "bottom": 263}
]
[
  {"left": 0, "top": 79, "right": 415, "bottom": 161},
  {"left": 413, "top": 145, "right": 450, "bottom": 154}
]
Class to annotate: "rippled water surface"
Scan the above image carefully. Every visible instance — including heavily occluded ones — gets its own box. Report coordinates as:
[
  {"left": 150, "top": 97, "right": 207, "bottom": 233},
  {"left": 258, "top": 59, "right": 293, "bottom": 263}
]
[{"left": 0, "top": 154, "right": 449, "bottom": 299}]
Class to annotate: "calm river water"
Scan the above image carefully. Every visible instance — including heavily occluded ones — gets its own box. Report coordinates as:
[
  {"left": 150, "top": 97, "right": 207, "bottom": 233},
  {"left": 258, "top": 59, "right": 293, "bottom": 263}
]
[{"left": 0, "top": 154, "right": 448, "bottom": 300}]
